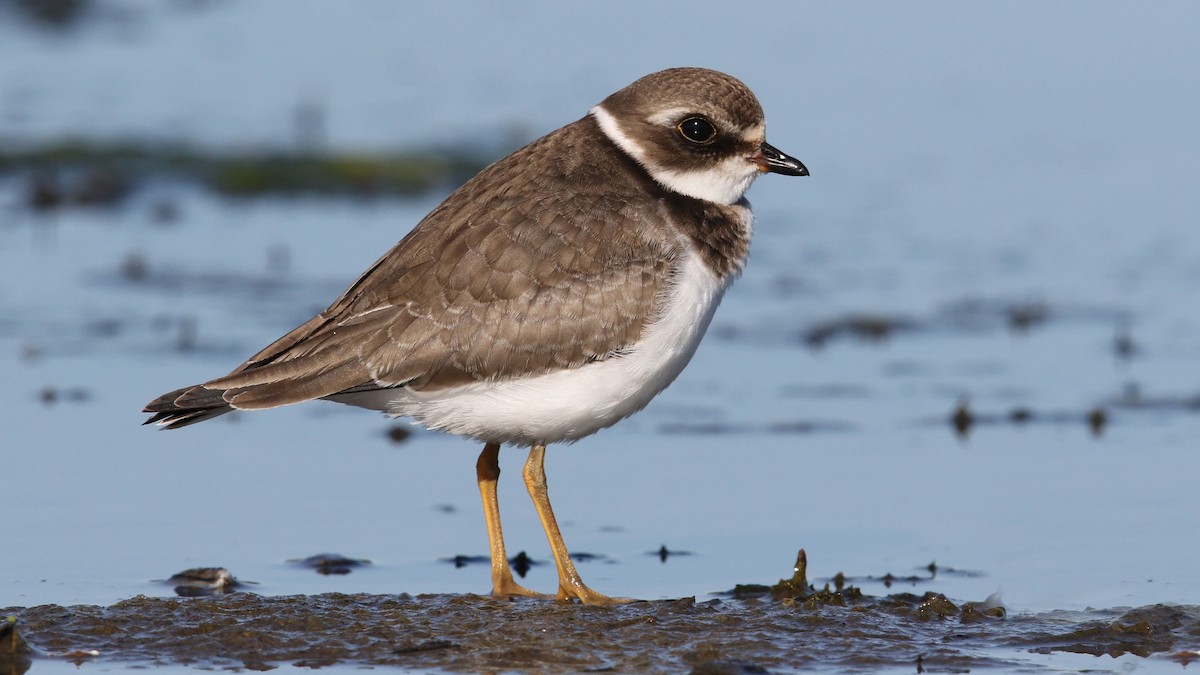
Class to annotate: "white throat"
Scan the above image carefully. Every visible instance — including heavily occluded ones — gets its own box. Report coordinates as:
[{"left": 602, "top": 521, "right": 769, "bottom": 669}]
[{"left": 590, "top": 104, "right": 760, "bottom": 205}]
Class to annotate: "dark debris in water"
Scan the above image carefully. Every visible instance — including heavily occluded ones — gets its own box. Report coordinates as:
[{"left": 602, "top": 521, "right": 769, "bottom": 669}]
[
  {"left": 511, "top": 551, "right": 539, "bottom": 577},
  {"left": 442, "top": 554, "right": 490, "bottom": 569},
  {"left": 162, "top": 567, "right": 244, "bottom": 598},
  {"left": 789, "top": 301, "right": 1041, "bottom": 349},
  {"left": 36, "top": 385, "right": 91, "bottom": 407},
  {"left": 720, "top": 550, "right": 865, "bottom": 607},
  {"left": 803, "top": 313, "right": 919, "bottom": 348},
  {"left": 385, "top": 423, "right": 415, "bottom": 444},
  {"left": 946, "top": 399, "right": 1110, "bottom": 439},
  {"left": 716, "top": 297, "right": 1128, "bottom": 350},
  {"left": 1109, "top": 381, "right": 1200, "bottom": 413},
  {"left": 658, "top": 419, "right": 852, "bottom": 436},
  {"left": 441, "top": 551, "right": 550, "bottom": 578},
  {"left": 653, "top": 545, "right": 695, "bottom": 563},
  {"left": 289, "top": 554, "right": 372, "bottom": 576},
  {"left": 818, "top": 560, "right": 985, "bottom": 594}
]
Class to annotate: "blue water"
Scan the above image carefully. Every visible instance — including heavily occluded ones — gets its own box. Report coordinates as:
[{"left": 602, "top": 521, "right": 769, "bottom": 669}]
[{"left": 2, "top": 4, "right": 1199, "bottom": 666}]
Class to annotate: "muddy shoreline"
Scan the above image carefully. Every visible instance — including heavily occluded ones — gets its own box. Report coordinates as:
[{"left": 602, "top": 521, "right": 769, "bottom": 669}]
[{"left": 4, "top": 589, "right": 1197, "bottom": 673}]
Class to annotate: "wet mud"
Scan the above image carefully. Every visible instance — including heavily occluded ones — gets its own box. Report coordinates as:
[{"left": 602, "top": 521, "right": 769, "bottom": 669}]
[
  {"left": 4, "top": 593, "right": 1197, "bottom": 673},
  {"left": 4, "top": 559, "right": 1198, "bottom": 673}
]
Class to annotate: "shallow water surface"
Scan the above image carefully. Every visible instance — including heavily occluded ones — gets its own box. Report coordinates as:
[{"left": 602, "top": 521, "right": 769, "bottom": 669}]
[{"left": 3, "top": 1, "right": 1200, "bottom": 673}]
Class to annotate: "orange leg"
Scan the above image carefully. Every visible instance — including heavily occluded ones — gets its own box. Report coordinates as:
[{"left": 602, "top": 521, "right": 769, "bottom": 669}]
[
  {"left": 522, "top": 444, "right": 632, "bottom": 605},
  {"left": 476, "top": 443, "right": 543, "bottom": 599}
]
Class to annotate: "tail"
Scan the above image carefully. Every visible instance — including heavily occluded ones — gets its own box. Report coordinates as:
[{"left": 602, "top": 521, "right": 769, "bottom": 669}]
[
  {"left": 142, "top": 312, "right": 385, "bottom": 430},
  {"left": 143, "top": 385, "right": 235, "bottom": 430}
]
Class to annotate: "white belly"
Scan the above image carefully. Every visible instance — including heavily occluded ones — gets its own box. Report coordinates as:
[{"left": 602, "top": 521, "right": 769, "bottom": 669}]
[{"left": 331, "top": 249, "right": 733, "bottom": 446}]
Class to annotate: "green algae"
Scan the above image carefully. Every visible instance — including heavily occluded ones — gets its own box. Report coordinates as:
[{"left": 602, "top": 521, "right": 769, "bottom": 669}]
[{"left": 0, "top": 139, "right": 496, "bottom": 200}]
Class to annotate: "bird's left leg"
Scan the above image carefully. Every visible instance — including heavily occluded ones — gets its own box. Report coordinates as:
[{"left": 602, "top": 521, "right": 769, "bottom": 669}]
[
  {"left": 522, "top": 444, "right": 633, "bottom": 605},
  {"left": 476, "top": 442, "right": 544, "bottom": 599}
]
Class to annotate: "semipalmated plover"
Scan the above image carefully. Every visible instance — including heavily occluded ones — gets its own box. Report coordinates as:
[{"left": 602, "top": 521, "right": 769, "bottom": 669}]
[{"left": 145, "top": 67, "right": 807, "bottom": 604}]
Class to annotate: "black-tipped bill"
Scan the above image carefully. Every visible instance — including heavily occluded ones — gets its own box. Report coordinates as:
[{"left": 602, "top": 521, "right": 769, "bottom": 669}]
[{"left": 758, "top": 142, "right": 808, "bottom": 176}]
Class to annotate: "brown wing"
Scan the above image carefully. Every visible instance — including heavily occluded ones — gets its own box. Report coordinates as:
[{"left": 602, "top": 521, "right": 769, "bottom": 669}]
[{"left": 144, "top": 116, "right": 680, "bottom": 426}]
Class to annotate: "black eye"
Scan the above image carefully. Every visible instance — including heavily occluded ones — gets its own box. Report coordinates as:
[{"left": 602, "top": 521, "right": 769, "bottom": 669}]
[{"left": 677, "top": 117, "right": 717, "bottom": 144}]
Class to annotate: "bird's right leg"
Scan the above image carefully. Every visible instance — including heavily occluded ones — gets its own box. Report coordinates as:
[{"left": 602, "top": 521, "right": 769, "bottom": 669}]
[{"left": 476, "top": 442, "right": 543, "bottom": 599}]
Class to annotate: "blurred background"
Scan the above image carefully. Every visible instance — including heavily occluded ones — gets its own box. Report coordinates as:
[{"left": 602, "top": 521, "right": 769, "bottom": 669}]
[{"left": 2, "top": 0, "right": 1199, "bottom": 622}]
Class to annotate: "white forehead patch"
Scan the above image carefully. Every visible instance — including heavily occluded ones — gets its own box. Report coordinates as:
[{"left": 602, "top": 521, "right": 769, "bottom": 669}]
[
  {"left": 740, "top": 122, "right": 766, "bottom": 142},
  {"left": 646, "top": 106, "right": 699, "bottom": 126}
]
